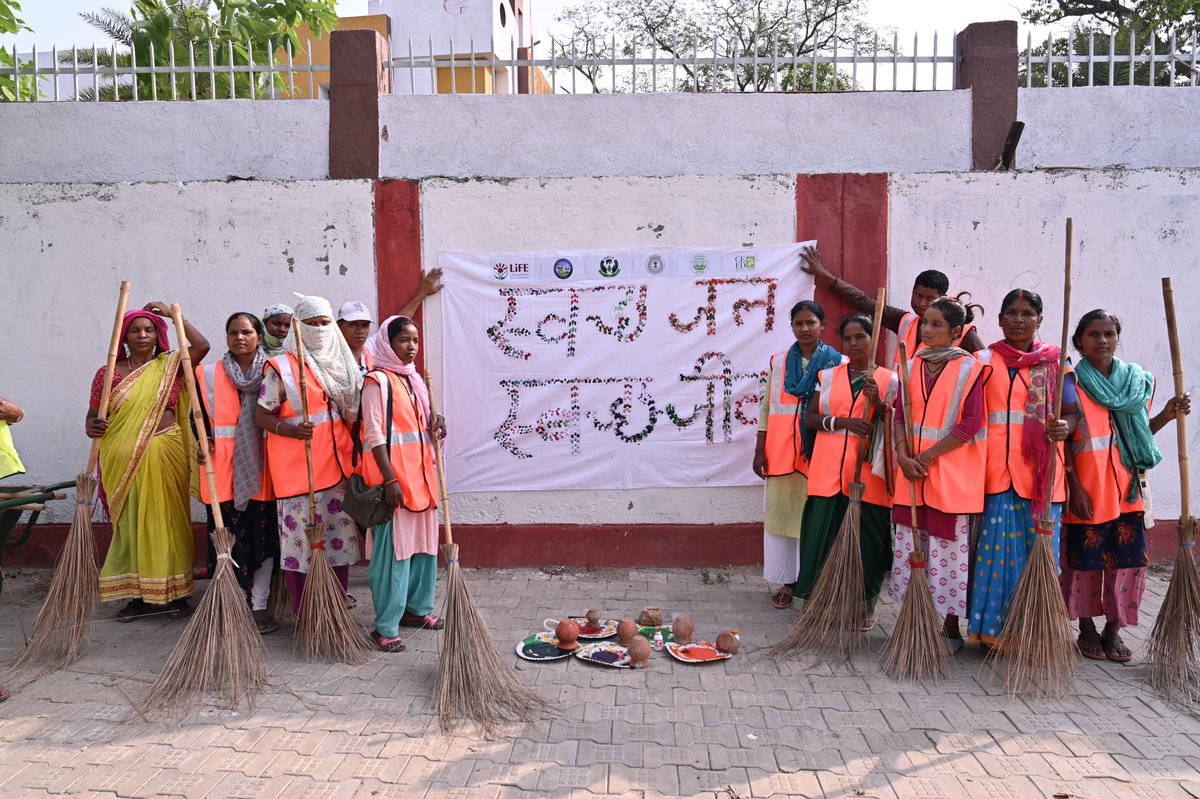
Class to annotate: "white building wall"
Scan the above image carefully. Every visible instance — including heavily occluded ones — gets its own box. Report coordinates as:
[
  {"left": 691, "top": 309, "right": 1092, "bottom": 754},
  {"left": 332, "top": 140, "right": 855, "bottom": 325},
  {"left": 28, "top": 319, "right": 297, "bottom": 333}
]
[
  {"left": 379, "top": 92, "right": 974, "bottom": 179},
  {"left": 419, "top": 174, "right": 798, "bottom": 525},
  {"left": 0, "top": 180, "right": 377, "bottom": 521},
  {"left": 888, "top": 168, "right": 1200, "bottom": 519},
  {"left": 0, "top": 101, "right": 329, "bottom": 184}
]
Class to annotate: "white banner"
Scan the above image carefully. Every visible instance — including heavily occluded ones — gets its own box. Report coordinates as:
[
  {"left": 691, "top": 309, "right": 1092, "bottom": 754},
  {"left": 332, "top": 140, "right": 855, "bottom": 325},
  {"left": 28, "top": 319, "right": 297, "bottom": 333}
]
[{"left": 439, "top": 242, "right": 815, "bottom": 492}]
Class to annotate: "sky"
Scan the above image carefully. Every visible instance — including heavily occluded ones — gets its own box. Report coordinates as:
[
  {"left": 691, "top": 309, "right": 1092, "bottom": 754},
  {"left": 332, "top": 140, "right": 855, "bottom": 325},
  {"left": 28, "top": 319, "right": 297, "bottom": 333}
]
[{"left": 3, "top": 0, "right": 1061, "bottom": 52}]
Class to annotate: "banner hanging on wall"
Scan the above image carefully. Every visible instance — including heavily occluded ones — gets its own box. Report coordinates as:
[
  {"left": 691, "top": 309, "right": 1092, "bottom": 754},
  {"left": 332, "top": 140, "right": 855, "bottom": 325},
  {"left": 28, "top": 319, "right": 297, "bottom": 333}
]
[{"left": 438, "top": 242, "right": 815, "bottom": 492}]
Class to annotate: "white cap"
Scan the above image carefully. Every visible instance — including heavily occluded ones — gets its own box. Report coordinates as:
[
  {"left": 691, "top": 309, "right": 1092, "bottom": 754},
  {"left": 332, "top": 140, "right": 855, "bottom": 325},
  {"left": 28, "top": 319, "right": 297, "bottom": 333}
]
[{"left": 337, "top": 300, "right": 374, "bottom": 323}]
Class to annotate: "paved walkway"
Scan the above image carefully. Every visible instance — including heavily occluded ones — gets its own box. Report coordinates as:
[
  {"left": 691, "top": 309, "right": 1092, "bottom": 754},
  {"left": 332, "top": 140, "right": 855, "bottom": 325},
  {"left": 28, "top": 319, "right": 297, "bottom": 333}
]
[{"left": 1, "top": 564, "right": 1198, "bottom": 798}]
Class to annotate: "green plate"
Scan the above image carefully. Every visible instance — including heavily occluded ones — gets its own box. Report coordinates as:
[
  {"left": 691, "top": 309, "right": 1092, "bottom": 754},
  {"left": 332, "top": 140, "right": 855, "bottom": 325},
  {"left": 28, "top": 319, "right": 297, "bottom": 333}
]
[{"left": 637, "top": 626, "right": 675, "bottom": 645}]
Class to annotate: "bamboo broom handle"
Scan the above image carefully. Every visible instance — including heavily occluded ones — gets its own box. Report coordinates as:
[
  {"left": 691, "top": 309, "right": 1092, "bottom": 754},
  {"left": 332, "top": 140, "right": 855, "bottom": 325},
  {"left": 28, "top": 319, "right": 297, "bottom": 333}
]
[
  {"left": 897, "top": 342, "right": 923, "bottom": 554},
  {"left": 1039, "top": 218, "right": 1073, "bottom": 524},
  {"left": 170, "top": 304, "right": 224, "bottom": 530},
  {"left": 424, "top": 371, "right": 454, "bottom": 548},
  {"left": 86, "top": 281, "right": 131, "bottom": 475},
  {"left": 292, "top": 323, "right": 318, "bottom": 526},
  {"left": 850, "top": 287, "right": 888, "bottom": 482},
  {"left": 1162, "top": 277, "right": 1190, "bottom": 526}
]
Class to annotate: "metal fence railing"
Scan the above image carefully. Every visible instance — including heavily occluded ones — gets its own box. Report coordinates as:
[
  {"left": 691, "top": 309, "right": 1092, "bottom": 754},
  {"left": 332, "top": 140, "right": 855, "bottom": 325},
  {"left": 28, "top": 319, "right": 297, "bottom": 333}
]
[{"left": 1022, "top": 29, "right": 1200, "bottom": 87}]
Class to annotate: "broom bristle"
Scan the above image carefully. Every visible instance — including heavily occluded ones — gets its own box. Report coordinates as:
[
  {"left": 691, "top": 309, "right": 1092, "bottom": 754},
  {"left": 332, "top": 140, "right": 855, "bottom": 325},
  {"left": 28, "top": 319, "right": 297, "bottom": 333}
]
[
  {"left": 8, "top": 473, "right": 100, "bottom": 675},
  {"left": 139, "top": 527, "right": 269, "bottom": 716},
  {"left": 267, "top": 562, "right": 293, "bottom": 624},
  {"left": 295, "top": 523, "right": 373, "bottom": 664},
  {"left": 1146, "top": 518, "right": 1200, "bottom": 707},
  {"left": 765, "top": 483, "right": 866, "bottom": 665},
  {"left": 988, "top": 531, "right": 1077, "bottom": 698},
  {"left": 880, "top": 559, "right": 951, "bottom": 681},
  {"left": 435, "top": 543, "right": 550, "bottom": 735}
]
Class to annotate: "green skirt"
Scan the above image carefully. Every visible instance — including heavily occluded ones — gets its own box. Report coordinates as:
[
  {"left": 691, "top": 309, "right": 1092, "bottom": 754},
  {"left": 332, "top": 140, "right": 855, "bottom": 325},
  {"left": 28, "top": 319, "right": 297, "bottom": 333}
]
[{"left": 795, "top": 494, "right": 892, "bottom": 603}]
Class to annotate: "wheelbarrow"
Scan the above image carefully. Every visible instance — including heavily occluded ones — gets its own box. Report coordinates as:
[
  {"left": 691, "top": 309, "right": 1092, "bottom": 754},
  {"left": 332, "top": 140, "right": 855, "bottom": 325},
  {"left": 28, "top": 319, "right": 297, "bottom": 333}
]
[{"left": 0, "top": 481, "right": 75, "bottom": 595}]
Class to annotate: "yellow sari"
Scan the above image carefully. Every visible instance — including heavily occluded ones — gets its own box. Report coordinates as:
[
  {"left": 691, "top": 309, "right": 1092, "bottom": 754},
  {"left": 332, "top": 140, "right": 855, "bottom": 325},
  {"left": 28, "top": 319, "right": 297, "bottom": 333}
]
[
  {"left": 0, "top": 421, "right": 24, "bottom": 480},
  {"left": 98, "top": 352, "right": 195, "bottom": 604}
]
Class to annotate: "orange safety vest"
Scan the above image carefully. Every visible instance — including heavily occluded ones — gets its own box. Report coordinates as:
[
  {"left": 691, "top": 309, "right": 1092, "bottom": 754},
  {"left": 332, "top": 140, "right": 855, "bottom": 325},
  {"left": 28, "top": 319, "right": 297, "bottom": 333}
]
[
  {"left": 807, "top": 364, "right": 897, "bottom": 506},
  {"left": 196, "top": 363, "right": 272, "bottom": 505},
  {"left": 356, "top": 371, "right": 438, "bottom": 512},
  {"left": 262, "top": 354, "right": 354, "bottom": 499},
  {"left": 976, "top": 350, "right": 1069, "bottom": 504},
  {"left": 762, "top": 351, "right": 806, "bottom": 476},
  {"left": 887, "top": 311, "right": 977, "bottom": 367},
  {"left": 894, "top": 354, "right": 990, "bottom": 515},
  {"left": 1064, "top": 380, "right": 1150, "bottom": 525}
]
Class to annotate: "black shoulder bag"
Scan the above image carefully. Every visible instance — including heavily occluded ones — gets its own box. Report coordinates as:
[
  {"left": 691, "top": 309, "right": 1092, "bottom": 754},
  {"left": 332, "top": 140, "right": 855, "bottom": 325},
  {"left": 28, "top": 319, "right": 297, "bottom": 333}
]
[{"left": 344, "top": 372, "right": 395, "bottom": 529}]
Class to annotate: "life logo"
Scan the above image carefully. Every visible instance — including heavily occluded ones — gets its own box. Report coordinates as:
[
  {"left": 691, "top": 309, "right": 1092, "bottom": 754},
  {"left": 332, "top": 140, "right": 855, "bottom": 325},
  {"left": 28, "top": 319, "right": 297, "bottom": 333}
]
[
  {"left": 492, "top": 260, "right": 532, "bottom": 281},
  {"left": 733, "top": 254, "right": 757, "bottom": 273},
  {"left": 690, "top": 254, "right": 710, "bottom": 275},
  {"left": 598, "top": 256, "right": 620, "bottom": 278},
  {"left": 552, "top": 258, "right": 574, "bottom": 279}
]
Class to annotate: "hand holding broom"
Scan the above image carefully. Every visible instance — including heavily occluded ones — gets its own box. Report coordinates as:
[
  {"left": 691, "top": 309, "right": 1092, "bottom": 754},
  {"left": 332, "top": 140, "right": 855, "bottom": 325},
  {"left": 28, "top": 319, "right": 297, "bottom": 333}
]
[
  {"left": 12, "top": 280, "right": 130, "bottom": 674},
  {"left": 139, "top": 305, "right": 267, "bottom": 716}
]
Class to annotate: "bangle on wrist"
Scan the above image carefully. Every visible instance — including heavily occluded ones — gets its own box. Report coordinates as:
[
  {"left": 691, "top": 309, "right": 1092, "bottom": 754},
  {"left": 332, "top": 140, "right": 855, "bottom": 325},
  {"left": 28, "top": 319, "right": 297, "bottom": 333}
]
[
  {"left": 274, "top": 420, "right": 283, "bottom": 435},
  {"left": 384, "top": 478, "right": 399, "bottom": 487}
]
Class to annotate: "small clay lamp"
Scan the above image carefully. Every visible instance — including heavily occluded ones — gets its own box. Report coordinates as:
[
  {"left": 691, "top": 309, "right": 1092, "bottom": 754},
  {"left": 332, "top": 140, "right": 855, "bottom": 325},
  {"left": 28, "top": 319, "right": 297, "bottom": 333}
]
[
  {"left": 554, "top": 618, "right": 581, "bottom": 651},
  {"left": 617, "top": 618, "right": 638, "bottom": 646},
  {"left": 627, "top": 636, "right": 651, "bottom": 668}
]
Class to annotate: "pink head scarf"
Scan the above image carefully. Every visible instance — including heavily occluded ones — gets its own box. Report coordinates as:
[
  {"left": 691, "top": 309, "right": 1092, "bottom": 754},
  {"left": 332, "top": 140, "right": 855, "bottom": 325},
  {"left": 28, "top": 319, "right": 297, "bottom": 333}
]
[
  {"left": 364, "top": 315, "right": 431, "bottom": 421},
  {"left": 120, "top": 310, "right": 170, "bottom": 356}
]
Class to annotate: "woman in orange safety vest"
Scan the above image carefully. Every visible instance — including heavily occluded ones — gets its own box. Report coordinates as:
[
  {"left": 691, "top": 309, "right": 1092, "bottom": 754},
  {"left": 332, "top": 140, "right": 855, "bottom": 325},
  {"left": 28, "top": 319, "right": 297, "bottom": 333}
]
[
  {"left": 752, "top": 300, "right": 843, "bottom": 610},
  {"left": 889, "top": 296, "right": 990, "bottom": 653},
  {"left": 358, "top": 316, "right": 446, "bottom": 652},
  {"left": 1062, "top": 309, "right": 1190, "bottom": 662}
]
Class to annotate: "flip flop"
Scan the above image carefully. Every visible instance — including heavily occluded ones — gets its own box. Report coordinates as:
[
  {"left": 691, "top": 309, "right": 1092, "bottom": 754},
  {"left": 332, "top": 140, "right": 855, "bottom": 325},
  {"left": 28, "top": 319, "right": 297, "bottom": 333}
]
[
  {"left": 860, "top": 615, "right": 878, "bottom": 632},
  {"left": 344, "top": 594, "right": 358, "bottom": 609},
  {"left": 371, "top": 630, "right": 406, "bottom": 652},
  {"left": 400, "top": 613, "right": 444, "bottom": 630},
  {"left": 1077, "top": 630, "right": 1107, "bottom": 661},
  {"left": 167, "top": 598, "right": 194, "bottom": 620},
  {"left": 771, "top": 588, "right": 794, "bottom": 610},
  {"left": 116, "top": 599, "right": 153, "bottom": 623},
  {"left": 254, "top": 615, "right": 280, "bottom": 635},
  {"left": 1101, "top": 634, "right": 1133, "bottom": 663}
]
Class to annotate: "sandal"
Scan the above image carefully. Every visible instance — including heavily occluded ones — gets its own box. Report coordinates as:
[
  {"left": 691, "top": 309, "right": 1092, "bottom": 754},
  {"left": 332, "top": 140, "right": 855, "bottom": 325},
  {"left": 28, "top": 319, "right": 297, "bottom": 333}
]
[
  {"left": 860, "top": 615, "right": 878, "bottom": 632},
  {"left": 371, "top": 630, "right": 406, "bottom": 652},
  {"left": 1077, "top": 629, "right": 1107, "bottom": 661},
  {"left": 167, "top": 598, "right": 193, "bottom": 620},
  {"left": 253, "top": 613, "right": 280, "bottom": 636},
  {"left": 400, "top": 613, "right": 444, "bottom": 630},
  {"left": 116, "top": 599, "right": 153, "bottom": 623},
  {"left": 1100, "top": 632, "right": 1133, "bottom": 663},
  {"left": 344, "top": 594, "right": 358, "bottom": 610},
  {"left": 771, "top": 587, "right": 794, "bottom": 610}
]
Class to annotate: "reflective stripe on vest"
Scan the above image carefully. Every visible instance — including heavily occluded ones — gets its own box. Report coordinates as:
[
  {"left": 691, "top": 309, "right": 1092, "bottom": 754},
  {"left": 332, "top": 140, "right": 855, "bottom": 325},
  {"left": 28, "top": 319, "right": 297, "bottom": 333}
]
[
  {"left": 196, "top": 363, "right": 271, "bottom": 504},
  {"left": 263, "top": 354, "right": 353, "bottom": 498},
  {"left": 357, "top": 371, "right": 438, "bottom": 512},
  {"left": 1064, "top": 383, "right": 1148, "bottom": 525},
  {"left": 763, "top": 351, "right": 804, "bottom": 476},
  {"left": 894, "top": 355, "right": 989, "bottom": 515},
  {"left": 808, "top": 364, "right": 897, "bottom": 506}
]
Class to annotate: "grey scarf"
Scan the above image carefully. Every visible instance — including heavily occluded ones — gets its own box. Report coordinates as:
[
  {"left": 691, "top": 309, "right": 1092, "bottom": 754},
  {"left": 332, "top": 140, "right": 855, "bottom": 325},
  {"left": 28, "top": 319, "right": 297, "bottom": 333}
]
[{"left": 221, "top": 351, "right": 267, "bottom": 511}]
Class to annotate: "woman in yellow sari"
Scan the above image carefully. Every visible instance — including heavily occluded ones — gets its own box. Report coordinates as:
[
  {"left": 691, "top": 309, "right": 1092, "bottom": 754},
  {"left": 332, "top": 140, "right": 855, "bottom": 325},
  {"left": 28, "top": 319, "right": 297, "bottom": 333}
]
[{"left": 85, "top": 302, "right": 209, "bottom": 621}]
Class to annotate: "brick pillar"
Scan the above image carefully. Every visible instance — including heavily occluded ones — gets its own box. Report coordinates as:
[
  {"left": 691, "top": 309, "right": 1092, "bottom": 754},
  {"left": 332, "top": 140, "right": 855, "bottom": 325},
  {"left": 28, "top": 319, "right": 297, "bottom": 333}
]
[
  {"left": 329, "top": 29, "right": 390, "bottom": 179},
  {"left": 955, "top": 21, "right": 1018, "bottom": 171}
]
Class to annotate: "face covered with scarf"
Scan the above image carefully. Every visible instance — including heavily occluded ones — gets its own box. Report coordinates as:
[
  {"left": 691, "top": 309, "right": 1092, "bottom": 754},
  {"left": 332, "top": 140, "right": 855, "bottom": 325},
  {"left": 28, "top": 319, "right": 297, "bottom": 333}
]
[{"left": 291, "top": 293, "right": 362, "bottom": 421}]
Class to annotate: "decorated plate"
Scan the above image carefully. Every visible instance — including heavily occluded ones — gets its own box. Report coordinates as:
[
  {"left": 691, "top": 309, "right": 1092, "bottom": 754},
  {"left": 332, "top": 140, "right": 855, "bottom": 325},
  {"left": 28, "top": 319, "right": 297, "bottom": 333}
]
[
  {"left": 516, "top": 632, "right": 574, "bottom": 662},
  {"left": 637, "top": 625, "right": 675, "bottom": 645},
  {"left": 573, "top": 641, "right": 631, "bottom": 668},
  {"left": 666, "top": 641, "right": 733, "bottom": 664},
  {"left": 569, "top": 617, "right": 620, "bottom": 640}
]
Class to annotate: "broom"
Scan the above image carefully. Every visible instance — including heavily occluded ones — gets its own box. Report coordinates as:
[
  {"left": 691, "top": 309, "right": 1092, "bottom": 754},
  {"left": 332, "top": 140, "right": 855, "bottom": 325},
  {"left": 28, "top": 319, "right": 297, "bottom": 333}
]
[
  {"left": 765, "top": 288, "right": 887, "bottom": 665},
  {"left": 291, "top": 323, "right": 373, "bottom": 664},
  {"left": 10, "top": 281, "right": 130, "bottom": 674},
  {"left": 1146, "top": 276, "right": 1200, "bottom": 706},
  {"left": 426, "top": 371, "right": 549, "bottom": 734},
  {"left": 989, "top": 218, "right": 1077, "bottom": 698},
  {"left": 138, "top": 305, "right": 269, "bottom": 715},
  {"left": 880, "top": 342, "right": 951, "bottom": 681}
]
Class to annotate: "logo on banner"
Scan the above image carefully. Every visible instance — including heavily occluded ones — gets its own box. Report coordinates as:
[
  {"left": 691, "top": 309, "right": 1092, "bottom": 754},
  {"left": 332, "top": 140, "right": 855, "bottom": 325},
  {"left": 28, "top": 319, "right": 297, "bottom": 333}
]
[
  {"left": 599, "top": 257, "right": 620, "bottom": 278},
  {"left": 493, "top": 261, "right": 531, "bottom": 281},
  {"left": 645, "top": 255, "right": 665, "bottom": 275},
  {"left": 733, "top": 255, "right": 757, "bottom": 273},
  {"left": 690, "top": 254, "right": 710, "bottom": 274},
  {"left": 552, "top": 258, "right": 574, "bottom": 279}
]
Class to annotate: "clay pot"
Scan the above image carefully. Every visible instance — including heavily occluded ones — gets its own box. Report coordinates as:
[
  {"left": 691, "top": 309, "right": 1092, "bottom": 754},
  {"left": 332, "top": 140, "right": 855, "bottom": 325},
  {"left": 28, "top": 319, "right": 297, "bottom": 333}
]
[
  {"left": 715, "top": 631, "right": 741, "bottom": 655},
  {"left": 627, "top": 636, "right": 651, "bottom": 669},
  {"left": 585, "top": 608, "right": 603, "bottom": 627},
  {"left": 616, "top": 618, "right": 638, "bottom": 646},
  {"left": 554, "top": 619, "right": 581, "bottom": 651},
  {"left": 671, "top": 615, "right": 695, "bottom": 645}
]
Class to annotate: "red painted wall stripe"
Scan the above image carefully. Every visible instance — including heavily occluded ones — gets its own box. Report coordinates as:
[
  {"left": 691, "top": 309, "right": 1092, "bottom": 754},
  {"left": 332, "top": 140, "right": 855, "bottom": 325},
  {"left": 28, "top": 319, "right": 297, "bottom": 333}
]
[{"left": 374, "top": 179, "right": 425, "bottom": 369}]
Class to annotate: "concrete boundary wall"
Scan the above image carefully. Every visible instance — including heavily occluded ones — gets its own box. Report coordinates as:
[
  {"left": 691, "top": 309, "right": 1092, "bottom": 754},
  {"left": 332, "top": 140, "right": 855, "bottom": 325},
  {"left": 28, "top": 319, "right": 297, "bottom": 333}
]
[{"left": 0, "top": 101, "right": 330, "bottom": 183}]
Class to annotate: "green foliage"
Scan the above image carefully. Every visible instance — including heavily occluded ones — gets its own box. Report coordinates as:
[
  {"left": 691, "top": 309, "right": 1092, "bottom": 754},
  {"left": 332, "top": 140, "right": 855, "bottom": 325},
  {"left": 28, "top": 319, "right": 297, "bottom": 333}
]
[
  {"left": 1024, "top": 0, "right": 1199, "bottom": 35},
  {"left": 551, "top": 0, "right": 874, "bottom": 92},
  {"left": 68, "top": 0, "right": 338, "bottom": 100}
]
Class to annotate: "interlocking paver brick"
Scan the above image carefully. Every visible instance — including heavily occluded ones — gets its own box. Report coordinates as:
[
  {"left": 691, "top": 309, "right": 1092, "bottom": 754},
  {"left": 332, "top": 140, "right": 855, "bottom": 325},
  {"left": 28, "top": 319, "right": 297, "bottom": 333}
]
[
  {"left": 640, "top": 743, "right": 708, "bottom": 769},
  {"left": 609, "top": 763, "right": 679, "bottom": 795},
  {"left": 575, "top": 741, "right": 644, "bottom": 767}
]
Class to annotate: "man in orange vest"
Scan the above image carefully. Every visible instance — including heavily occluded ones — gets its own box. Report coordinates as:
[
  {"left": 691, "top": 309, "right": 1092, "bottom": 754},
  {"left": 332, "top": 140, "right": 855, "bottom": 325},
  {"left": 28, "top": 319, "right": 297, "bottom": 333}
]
[{"left": 798, "top": 246, "right": 984, "bottom": 367}]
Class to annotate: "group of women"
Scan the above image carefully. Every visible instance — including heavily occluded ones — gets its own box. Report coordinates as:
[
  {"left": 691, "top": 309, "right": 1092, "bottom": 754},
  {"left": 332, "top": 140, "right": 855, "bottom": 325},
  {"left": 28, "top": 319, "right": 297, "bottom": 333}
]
[
  {"left": 757, "top": 246, "right": 1191, "bottom": 662},
  {"left": 81, "top": 271, "right": 446, "bottom": 653}
]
